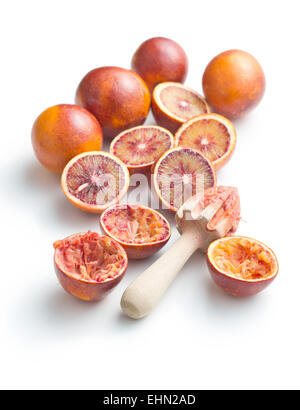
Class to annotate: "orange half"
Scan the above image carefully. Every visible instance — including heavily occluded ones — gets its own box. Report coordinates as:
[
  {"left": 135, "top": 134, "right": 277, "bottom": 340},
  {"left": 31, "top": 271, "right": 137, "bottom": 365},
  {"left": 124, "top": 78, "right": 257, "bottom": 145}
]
[
  {"left": 175, "top": 113, "right": 236, "bottom": 170},
  {"left": 100, "top": 203, "right": 171, "bottom": 259},
  {"left": 152, "top": 82, "right": 210, "bottom": 133},
  {"left": 110, "top": 125, "right": 174, "bottom": 174},
  {"left": 153, "top": 147, "right": 216, "bottom": 212},
  {"left": 207, "top": 236, "right": 279, "bottom": 297},
  {"left": 61, "top": 151, "right": 130, "bottom": 213}
]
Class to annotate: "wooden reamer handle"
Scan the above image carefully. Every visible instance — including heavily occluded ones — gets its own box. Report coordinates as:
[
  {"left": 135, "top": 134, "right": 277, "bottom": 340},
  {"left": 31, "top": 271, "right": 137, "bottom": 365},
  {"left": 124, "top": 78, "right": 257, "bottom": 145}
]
[{"left": 120, "top": 228, "right": 201, "bottom": 319}]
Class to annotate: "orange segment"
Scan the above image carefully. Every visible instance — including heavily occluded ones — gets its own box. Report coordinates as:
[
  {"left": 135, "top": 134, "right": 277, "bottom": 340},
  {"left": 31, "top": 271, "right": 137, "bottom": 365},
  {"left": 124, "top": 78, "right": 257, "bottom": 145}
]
[
  {"left": 175, "top": 113, "right": 236, "bottom": 170},
  {"left": 110, "top": 125, "right": 173, "bottom": 173},
  {"left": 61, "top": 151, "right": 130, "bottom": 213},
  {"left": 153, "top": 147, "right": 216, "bottom": 211}
]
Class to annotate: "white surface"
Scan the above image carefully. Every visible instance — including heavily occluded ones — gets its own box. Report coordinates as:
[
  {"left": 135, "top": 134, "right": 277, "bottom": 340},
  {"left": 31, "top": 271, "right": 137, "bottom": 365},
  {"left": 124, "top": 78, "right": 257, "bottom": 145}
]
[{"left": 1, "top": 0, "right": 299, "bottom": 390}]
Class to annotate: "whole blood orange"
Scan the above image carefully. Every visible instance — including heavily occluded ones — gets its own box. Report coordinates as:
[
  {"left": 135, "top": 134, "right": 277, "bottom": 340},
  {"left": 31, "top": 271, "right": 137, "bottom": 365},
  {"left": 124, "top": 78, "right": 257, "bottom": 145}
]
[
  {"left": 31, "top": 104, "right": 103, "bottom": 174},
  {"left": 153, "top": 147, "right": 216, "bottom": 212},
  {"left": 100, "top": 203, "right": 171, "bottom": 259},
  {"left": 110, "top": 125, "right": 174, "bottom": 174},
  {"left": 202, "top": 49, "right": 265, "bottom": 119},
  {"left": 131, "top": 37, "right": 188, "bottom": 92},
  {"left": 207, "top": 236, "right": 278, "bottom": 296},
  {"left": 61, "top": 151, "right": 130, "bottom": 213},
  {"left": 175, "top": 113, "right": 236, "bottom": 170},
  {"left": 75, "top": 66, "right": 151, "bottom": 139},
  {"left": 152, "top": 82, "right": 210, "bottom": 134},
  {"left": 54, "top": 231, "right": 128, "bottom": 301}
]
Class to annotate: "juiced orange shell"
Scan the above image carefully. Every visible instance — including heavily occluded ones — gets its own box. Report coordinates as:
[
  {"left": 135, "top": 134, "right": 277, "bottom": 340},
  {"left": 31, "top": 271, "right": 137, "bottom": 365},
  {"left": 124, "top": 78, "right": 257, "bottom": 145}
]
[
  {"left": 54, "top": 231, "right": 128, "bottom": 301},
  {"left": 207, "top": 236, "right": 278, "bottom": 296},
  {"left": 100, "top": 203, "right": 171, "bottom": 259}
]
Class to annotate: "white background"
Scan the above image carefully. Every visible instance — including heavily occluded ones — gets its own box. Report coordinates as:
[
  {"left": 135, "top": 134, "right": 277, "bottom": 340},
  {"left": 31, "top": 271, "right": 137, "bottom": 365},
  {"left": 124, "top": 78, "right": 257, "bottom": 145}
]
[{"left": 1, "top": 0, "right": 299, "bottom": 390}]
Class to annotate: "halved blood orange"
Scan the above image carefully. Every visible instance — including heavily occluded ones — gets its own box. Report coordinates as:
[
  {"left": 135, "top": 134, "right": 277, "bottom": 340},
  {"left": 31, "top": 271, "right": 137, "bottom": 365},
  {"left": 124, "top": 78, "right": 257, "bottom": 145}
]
[
  {"left": 61, "top": 151, "right": 130, "bottom": 213},
  {"left": 207, "top": 236, "right": 279, "bottom": 296},
  {"left": 100, "top": 203, "right": 171, "bottom": 259},
  {"left": 153, "top": 147, "right": 216, "bottom": 212},
  {"left": 110, "top": 125, "right": 174, "bottom": 174},
  {"left": 175, "top": 113, "right": 236, "bottom": 170},
  {"left": 152, "top": 82, "right": 210, "bottom": 133},
  {"left": 53, "top": 231, "right": 128, "bottom": 301}
]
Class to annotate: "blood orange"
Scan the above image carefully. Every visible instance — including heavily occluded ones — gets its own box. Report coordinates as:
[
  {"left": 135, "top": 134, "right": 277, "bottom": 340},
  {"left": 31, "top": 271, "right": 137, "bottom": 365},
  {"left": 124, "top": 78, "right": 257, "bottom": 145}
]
[
  {"left": 31, "top": 104, "right": 103, "bottom": 174},
  {"left": 175, "top": 113, "right": 236, "bottom": 170},
  {"left": 75, "top": 66, "right": 151, "bottom": 139},
  {"left": 207, "top": 236, "right": 278, "bottom": 296},
  {"left": 131, "top": 37, "right": 188, "bottom": 92},
  {"left": 100, "top": 203, "right": 171, "bottom": 259},
  {"left": 110, "top": 125, "right": 174, "bottom": 174},
  {"left": 152, "top": 82, "right": 210, "bottom": 134},
  {"left": 54, "top": 231, "right": 128, "bottom": 301},
  {"left": 61, "top": 151, "right": 130, "bottom": 213},
  {"left": 202, "top": 50, "right": 265, "bottom": 119},
  {"left": 153, "top": 147, "right": 216, "bottom": 212}
]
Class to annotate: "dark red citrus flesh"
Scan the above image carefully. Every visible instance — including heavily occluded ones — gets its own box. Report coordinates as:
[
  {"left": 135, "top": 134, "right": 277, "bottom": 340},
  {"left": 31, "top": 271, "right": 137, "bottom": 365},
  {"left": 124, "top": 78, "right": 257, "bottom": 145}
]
[
  {"left": 176, "top": 118, "right": 231, "bottom": 163},
  {"left": 101, "top": 204, "right": 170, "bottom": 245},
  {"left": 210, "top": 237, "right": 276, "bottom": 281},
  {"left": 54, "top": 232, "right": 127, "bottom": 283},
  {"left": 159, "top": 85, "right": 209, "bottom": 120},
  {"left": 155, "top": 148, "right": 216, "bottom": 211},
  {"left": 65, "top": 154, "right": 127, "bottom": 207},
  {"left": 111, "top": 127, "right": 173, "bottom": 167}
]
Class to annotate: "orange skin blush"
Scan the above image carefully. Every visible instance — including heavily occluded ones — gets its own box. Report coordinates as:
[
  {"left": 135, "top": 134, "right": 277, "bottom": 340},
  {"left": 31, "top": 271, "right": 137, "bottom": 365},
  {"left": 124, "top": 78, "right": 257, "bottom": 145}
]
[
  {"left": 31, "top": 104, "right": 103, "bottom": 174},
  {"left": 76, "top": 66, "right": 151, "bottom": 139},
  {"left": 131, "top": 37, "right": 188, "bottom": 93},
  {"left": 202, "top": 50, "right": 265, "bottom": 119}
]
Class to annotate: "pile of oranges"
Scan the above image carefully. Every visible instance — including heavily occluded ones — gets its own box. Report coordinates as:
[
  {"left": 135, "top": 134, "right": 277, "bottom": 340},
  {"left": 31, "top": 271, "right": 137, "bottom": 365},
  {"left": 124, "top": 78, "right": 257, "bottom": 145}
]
[{"left": 31, "top": 36, "right": 278, "bottom": 304}]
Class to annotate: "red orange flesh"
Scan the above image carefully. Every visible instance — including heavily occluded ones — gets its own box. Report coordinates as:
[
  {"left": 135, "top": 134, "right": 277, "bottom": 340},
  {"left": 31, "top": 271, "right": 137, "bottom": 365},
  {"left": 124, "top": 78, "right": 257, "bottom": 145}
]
[
  {"left": 53, "top": 231, "right": 128, "bottom": 301},
  {"left": 153, "top": 147, "right": 216, "bottom": 212},
  {"left": 110, "top": 125, "right": 174, "bottom": 174},
  {"left": 152, "top": 82, "right": 210, "bottom": 134},
  {"left": 175, "top": 113, "right": 236, "bottom": 170},
  {"left": 207, "top": 236, "right": 278, "bottom": 296},
  {"left": 61, "top": 151, "right": 130, "bottom": 213},
  {"left": 100, "top": 203, "right": 171, "bottom": 259},
  {"left": 31, "top": 104, "right": 103, "bottom": 174}
]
